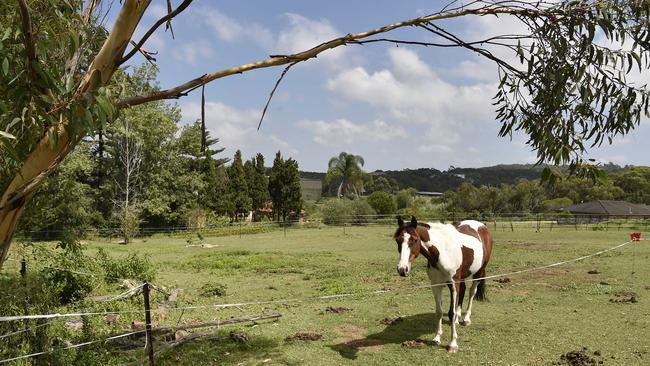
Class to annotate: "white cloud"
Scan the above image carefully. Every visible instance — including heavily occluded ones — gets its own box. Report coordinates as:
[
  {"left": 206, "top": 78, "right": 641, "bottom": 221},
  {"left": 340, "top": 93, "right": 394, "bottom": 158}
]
[
  {"left": 171, "top": 39, "right": 215, "bottom": 66},
  {"left": 181, "top": 101, "right": 259, "bottom": 147},
  {"left": 274, "top": 13, "right": 348, "bottom": 68},
  {"left": 181, "top": 101, "right": 299, "bottom": 158},
  {"left": 295, "top": 118, "right": 406, "bottom": 146},
  {"left": 148, "top": 4, "right": 167, "bottom": 19},
  {"left": 327, "top": 48, "right": 496, "bottom": 152},
  {"left": 269, "top": 135, "right": 299, "bottom": 155},
  {"left": 195, "top": 7, "right": 273, "bottom": 48}
]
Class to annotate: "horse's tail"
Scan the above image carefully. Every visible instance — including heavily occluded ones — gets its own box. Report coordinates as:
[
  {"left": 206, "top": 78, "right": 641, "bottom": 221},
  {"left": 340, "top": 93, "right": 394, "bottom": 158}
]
[{"left": 475, "top": 278, "right": 487, "bottom": 301}]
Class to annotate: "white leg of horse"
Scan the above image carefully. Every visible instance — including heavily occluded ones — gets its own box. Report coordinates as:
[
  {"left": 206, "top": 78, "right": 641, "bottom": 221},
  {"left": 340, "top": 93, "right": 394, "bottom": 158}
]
[
  {"left": 448, "top": 283, "right": 459, "bottom": 353},
  {"left": 462, "top": 280, "right": 479, "bottom": 326},
  {"left": 432, "top": 285, "right": 444, "bottom": 345}
]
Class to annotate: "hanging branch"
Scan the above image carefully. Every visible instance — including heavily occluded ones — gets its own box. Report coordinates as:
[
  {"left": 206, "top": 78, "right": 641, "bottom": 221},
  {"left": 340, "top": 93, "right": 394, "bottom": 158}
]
[
  {"left": 165, "top": 0, "right": 176, "bottom": 39},
  {"left": 257, "top": 62, "right": 298, "bottom": 130},
  {"left": 17, "top": 0, "right": 37, "bottom": 77},
  {"left": 119, "top": 0, "right": 193, "bottom": 66},
  {"left": 201, "top": 84, "right": 206, "bottom": 152}
]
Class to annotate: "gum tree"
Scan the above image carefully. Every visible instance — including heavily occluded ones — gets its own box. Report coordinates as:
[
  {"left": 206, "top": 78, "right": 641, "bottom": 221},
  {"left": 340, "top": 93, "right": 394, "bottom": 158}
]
[{"left": 1, "top": 0, "right": 650, "bottom": 268}]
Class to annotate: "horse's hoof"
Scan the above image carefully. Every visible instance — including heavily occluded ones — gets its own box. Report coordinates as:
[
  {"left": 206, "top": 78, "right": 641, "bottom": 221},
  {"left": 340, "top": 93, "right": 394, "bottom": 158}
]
[
  {"left": 460, "top": 320, "right": 471, "bottom": 326},
  {"left": 447, "top": 345, "right": 459, "bottom": 353},
  {"left": 432, "top": 338, "right": 441, "bottom": 346}
]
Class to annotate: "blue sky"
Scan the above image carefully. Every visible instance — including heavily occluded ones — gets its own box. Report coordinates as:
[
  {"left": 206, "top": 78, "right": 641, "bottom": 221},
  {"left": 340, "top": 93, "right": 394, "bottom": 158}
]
[{"left": 116, "top": 0, "right": 649, "bottom": 172}]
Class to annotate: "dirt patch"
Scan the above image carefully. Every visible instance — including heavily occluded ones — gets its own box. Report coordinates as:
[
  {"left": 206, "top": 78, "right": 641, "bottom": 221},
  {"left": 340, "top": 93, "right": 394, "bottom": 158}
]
[
  {"left": 495, "top": 277, "right": 511, "bottom": 283},
  {"left": 402, "top": 339, "right": 428, "bottom": 348},
  {"left": 333, "top": 325, "right": 383, "bottom": 353},
  {"left": 326, "top": 306, "right": 353, "bottom": 314},
  {"left": 558, "top": 348, "right": 603, "bottom": 365},
  {"left": 334, "top": 324, "right": 366, "bottom": 338},
  {"left": 587, "top": 270, "right": 601, "bottom": 274},
  {"left": 610, "top": 291, "right": 638, "bottom": 304},
  {"left": 286, "top": 332, "right": 322, "bottom": 341},
  {"left": 380, "top": 316, "right": 404, "bottom": 325},
  {"left": 338, "top": 338, "right": 384, "bottom": 353}
]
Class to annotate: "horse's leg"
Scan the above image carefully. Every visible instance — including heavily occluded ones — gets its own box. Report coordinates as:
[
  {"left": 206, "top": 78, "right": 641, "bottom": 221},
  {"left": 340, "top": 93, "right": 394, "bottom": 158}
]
[
  {"left": 461, "top": 279, "right": 479, "bottom": 326},
  {"left": 447, "top": 284, "right": 454, "bottom": 323},
  {"left": 455, "top": 281, "right": 466, "bottom": 325},
  {"left": 432, "top": 284, "right": 444, "bottom": 345},
  {"left": 448, "top": 279, "right": 460, "bottom": 353}
]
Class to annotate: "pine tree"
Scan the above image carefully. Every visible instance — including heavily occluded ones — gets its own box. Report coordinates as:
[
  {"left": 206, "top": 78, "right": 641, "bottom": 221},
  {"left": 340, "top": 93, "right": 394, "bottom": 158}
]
[
  {"left": 227, "top": 150, "right": 252, "bottom": 220},
  {"left": 245, "top": 153, "right": 270, "bottom": 220},
  {"left": 269, "top": 151, "right": 303, "bottom": 221}
]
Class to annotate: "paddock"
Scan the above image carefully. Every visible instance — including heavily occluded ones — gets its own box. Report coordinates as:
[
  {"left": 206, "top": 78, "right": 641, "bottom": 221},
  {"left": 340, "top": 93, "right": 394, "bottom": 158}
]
[{"left": 1, "top": 224, "right": 649, "bottom": 365}]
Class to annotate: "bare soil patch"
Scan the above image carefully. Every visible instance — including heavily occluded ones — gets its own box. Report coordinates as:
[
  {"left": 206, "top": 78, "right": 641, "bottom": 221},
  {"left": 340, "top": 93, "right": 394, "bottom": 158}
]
[
  {"left": 587, "top": 270, "right": 600, "bottom": 274},
  {"left": 558, "top": 347, "right": 603, "bottom": 366},
  {"left": 495, "top": 277, "right": 511, "bottom": 283},
  {"left": 609, "top": 291, "right": 638, "bottom": 303},
  {"left": 333, "top": 324, "right": 383, "bottom": 353}
]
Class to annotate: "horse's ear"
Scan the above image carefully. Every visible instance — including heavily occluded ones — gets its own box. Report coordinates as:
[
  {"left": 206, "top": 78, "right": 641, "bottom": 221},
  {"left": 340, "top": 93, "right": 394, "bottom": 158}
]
[
  {"left": 397, "top": 216, "right": 404, "bottom": 227},
  {"left": 411, "top": 216, "right": 418, "bottom": 227}
]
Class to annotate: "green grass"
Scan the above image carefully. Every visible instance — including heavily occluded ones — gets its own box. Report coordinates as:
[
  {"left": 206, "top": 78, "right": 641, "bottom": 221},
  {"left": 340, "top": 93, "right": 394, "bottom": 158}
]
[{"left": 5, "top": 224, "right": 650, "bottom": 365}]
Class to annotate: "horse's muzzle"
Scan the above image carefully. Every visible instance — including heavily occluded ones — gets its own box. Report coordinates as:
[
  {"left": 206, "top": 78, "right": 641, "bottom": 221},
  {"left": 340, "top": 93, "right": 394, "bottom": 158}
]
[{"left": 397, "top": 267, "right": 409, "bottom": 277}]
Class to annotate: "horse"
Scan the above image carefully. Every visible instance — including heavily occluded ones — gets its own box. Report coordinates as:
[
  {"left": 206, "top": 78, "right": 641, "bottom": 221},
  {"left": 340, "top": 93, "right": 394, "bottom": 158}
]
[{"left": 394, "top": 216, "right": 493, "bottom": 352}]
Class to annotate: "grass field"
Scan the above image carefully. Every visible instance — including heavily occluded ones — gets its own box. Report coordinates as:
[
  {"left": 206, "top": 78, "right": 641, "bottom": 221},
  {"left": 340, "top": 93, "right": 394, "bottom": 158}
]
[{"left": 4, "top": 224, "right": 650, "bottom": 365}]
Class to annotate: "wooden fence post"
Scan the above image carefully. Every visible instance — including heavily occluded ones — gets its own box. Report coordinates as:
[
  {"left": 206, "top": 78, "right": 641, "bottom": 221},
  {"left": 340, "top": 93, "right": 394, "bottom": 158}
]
[{"left": 143, "top": 282, "right": 155, "bottom": 366}]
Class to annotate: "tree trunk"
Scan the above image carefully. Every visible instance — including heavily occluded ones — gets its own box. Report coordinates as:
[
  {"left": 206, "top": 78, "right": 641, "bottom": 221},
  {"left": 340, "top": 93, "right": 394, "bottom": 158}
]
[{"left": 0, "top": 0, "right": 151, "bottom": 270}]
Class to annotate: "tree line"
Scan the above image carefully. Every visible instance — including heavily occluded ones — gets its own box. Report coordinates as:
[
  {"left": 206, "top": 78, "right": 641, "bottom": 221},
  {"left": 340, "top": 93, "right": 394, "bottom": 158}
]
[{"left": 17, "top": 65, "right": 302, "bottom": 241}]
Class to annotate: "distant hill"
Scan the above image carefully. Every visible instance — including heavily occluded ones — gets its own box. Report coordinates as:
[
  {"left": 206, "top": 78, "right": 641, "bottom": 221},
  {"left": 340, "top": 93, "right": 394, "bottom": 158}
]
[{"left": 300, "top": 163, "right": 637, "bottom": 194}]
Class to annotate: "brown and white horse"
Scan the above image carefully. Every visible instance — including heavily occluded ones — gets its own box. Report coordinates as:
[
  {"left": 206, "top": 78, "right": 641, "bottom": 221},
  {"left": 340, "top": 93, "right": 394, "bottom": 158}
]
[{"left": 394, "top": 216, "right": 493, "bottom": 352}]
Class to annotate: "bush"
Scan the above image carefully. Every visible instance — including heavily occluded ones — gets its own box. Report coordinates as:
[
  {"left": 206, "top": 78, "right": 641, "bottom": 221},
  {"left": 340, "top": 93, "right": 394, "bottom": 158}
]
[
  {"left": 96, "top": 249, "right": 156, "bottom": 283},
  {"left": 395, "top": 188, "right": 416, "bottom": 209},
  {"left": 199, "top": 282, "right": 227, "bottom": 297},
  {"left": 366, "top": 191, "right": 396, "bottom": 215},
  {"left": 320, "top": 199, "right": 376, "bottom": 225},
  {"left": 35, "top": 234, "right": 100, "bottom": 305}
]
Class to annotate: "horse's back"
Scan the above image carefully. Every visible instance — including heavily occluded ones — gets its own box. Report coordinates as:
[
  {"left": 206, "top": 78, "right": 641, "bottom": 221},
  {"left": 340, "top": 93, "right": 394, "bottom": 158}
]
[{"left": 457, "top": 220, "right": 493, "bottom": 267}]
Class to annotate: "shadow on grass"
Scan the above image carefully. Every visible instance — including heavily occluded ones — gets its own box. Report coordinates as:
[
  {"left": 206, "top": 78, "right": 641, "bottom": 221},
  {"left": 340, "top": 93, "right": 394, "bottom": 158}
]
[
  {"left": 153, "top": 331, "right": 290, "bottom": 366},
  {"left": 329, "top": 313, "right": 442, "bottom": 360}
]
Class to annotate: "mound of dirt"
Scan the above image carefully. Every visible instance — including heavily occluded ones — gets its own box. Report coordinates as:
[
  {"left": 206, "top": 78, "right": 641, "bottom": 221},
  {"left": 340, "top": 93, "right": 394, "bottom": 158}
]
[
  {"left": 380, "top": 316, "right": 404, "bottom": 325},
  {"left": 326, "top": 306, "right": 353, "bottom": 314},
  {"left": 610, "top": 291, "right": 638, "bottom": 304},
  {"left": 495, "top": 277, "right": 511, "bottom": 283},
  {"left": 559, "top": 348, "right": 602, "bottom": 366},
  {"left": 286, "top": 332, "right": 322, "bottom": 341},
  {"left": 401, "top": 339, "right": 427, "bottom": 348}
]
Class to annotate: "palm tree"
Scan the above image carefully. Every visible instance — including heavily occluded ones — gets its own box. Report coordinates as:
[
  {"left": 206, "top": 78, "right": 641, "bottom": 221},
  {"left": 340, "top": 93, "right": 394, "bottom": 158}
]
[{"left": 326, "top": 152, "right": 365, "bottom": 198}]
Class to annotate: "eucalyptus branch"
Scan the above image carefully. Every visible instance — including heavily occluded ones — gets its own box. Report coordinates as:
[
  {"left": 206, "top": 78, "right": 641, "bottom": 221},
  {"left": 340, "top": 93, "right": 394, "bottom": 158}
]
[
  {"left": 115, "top": 4, "right": 574, "bottom": 109},
  {"left": 119, "top": 0, "right": 193, "bottom": 65}
]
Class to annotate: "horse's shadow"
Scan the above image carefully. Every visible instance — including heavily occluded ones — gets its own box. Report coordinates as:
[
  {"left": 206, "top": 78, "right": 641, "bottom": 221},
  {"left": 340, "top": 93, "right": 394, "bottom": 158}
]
[{"left": 329, "top": 313, "right": 444, "bottom": 360}]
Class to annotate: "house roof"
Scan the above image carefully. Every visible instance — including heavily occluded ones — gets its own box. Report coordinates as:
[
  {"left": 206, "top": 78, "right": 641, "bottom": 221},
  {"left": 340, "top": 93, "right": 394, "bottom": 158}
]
[{"left": 560, "top": 200, "right": 650, "bottom": 216}]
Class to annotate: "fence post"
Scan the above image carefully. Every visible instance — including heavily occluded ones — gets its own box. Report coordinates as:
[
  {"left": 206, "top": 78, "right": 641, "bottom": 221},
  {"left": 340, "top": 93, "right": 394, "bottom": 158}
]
[
  {"left": 20, "top": 258, "right": 29, "bottom": 343},
  {"left": 143, "top": 282, "right": 155, "bottom": 366}
]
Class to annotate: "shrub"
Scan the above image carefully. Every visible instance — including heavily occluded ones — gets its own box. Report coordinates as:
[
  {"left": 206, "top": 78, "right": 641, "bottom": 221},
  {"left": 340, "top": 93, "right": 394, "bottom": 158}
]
[
  {"left": 366, "top": 191, "right": 397, "bottom": 215},
  {"left": 96, "top": 249, "right": 156, "bottom": 283},
  {"left": 320, "top": 199, "right": 376, "bottom": 225},
  {"left": 395, "top": 188, "right": 416, "bottom": 209},
  {"left": 199, "top": 282, "right": 227, "bottom": 297},
  {"left": 35, "top": 234, "right": 100, "bottom": 305}
]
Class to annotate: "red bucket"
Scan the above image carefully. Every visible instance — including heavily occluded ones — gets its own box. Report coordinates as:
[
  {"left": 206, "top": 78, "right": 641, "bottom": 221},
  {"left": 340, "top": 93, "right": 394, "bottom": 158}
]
[{"left": 630, "top": 232, "right": 642, "bottom": 241}]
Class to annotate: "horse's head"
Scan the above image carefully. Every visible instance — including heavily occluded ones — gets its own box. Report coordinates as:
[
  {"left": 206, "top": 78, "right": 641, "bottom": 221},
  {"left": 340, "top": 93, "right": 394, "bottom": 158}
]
[{"left": 394, "top": 215, "right": 424, "bottom": 277}]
